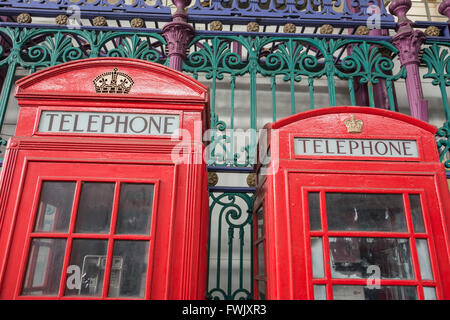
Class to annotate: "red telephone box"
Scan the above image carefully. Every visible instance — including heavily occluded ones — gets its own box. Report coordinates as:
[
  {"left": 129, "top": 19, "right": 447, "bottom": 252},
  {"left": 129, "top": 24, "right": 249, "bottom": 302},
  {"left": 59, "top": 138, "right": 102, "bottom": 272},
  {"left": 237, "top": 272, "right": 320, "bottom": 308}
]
[
  {"left": 0, "top": 58, "right": 210, "bottom": 299},
  {"left": 253, "top": 106, "right": 450, "bottom": 300}
]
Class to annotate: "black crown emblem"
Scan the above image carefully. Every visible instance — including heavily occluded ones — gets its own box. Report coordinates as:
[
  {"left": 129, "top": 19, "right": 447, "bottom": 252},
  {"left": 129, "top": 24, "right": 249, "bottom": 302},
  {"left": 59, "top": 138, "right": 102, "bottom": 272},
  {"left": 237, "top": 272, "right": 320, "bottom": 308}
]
[{"left": 93, "top": 68, "right": 134, "bottom": 94}]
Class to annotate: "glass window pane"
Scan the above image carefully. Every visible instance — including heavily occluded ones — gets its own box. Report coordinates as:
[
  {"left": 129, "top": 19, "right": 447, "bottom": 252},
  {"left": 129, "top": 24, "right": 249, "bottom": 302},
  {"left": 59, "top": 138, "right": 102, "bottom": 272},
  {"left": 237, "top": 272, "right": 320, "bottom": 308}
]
[
  {"left": 65, "top": 239, "right": 108, "bottom": 296},
  {"left": 333, "top": 285, "right": 417, "bottom": 300},
  {"left": 311, "top": 237, "right": 324, "bottom": 278},
  {"left": 258, "top": 281, "right": 265, "bottom": 300},
  {"left": 326, "top": 193, "right": 407, "bottom": 232},
  {"left": 257, "top": 242, "right": 265, "bottom": 277},
  {"left": 257, "top": 207, "right": 264, "bottom": 239},
  {"left": 308, "top": 192, "right": 321, "bottom": 231},
  {"left": 34, "top": 181, "right": 76, "bottom": 232},
  {"left": 116, "top": 183, "right": 154, "bottom": 235},
  {"left": 108, "top": 240, "right": 149, "bottom": 298},
  {"left": 75, "top": 182, "right": 115, "bottom": 233},
  {"left": 314, "top": 285, "right": 326, "bottom": 300},
  {"left": 423, "top": 287, "right": 437, "bottom": 300},
  {"left": 329, "top": 237, "right": 414, "bottom": 279},
  {"left": 409, "top": 194, "right": 425, "bottom": 233},
  {"left": 22, "top": 238, "right": 66, "bottom": 296},
  {"left": 416, "top": 239, "right": 433, "bottom": 280}
]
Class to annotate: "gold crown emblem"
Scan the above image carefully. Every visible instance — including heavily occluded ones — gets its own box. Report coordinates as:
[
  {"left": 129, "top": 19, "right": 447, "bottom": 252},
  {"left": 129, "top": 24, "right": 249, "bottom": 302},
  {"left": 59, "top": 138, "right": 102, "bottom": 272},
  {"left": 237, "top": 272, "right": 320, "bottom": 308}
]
[
  {"left": 344, "top": 115, "right": 363, "bottom": 133},
  {"left": 93, "top": 68, "right": 134, "bottom": 94}
]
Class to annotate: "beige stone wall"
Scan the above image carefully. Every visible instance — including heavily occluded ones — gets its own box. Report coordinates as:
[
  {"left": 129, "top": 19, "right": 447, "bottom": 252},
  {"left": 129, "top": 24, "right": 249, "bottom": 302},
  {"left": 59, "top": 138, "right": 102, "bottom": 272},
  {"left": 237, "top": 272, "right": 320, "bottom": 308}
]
[{"left": 403, "top": 0, "right": 447, "bottom": 22}]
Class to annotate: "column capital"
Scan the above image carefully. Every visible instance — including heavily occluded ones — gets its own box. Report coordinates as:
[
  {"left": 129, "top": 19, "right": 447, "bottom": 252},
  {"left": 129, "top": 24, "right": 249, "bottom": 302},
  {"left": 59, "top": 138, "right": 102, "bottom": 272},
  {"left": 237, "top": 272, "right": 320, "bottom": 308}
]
[
  {"left": 162, "top": 11, "right": 194, "bottom": 71},
  {"left": 392, "top": 29, "right": 426, "bottom": 66}
]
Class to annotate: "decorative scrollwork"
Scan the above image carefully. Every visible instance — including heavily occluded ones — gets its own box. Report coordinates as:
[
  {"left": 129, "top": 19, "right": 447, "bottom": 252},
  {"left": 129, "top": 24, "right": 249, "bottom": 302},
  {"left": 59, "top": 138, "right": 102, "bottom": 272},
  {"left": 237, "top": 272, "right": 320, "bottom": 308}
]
[
  {"left": 207, "top": 191, "right": 254, "bottom": 300},
  {"left": 188, "top": 0, "right": 394, "bottom": 24},
  {"left": 183, "top": 35, "right": 405, "bottom": 166},
  {"left": 436, "top": 121, "right": 450, "bottom": 170},
  {"left": 0, "top": 27, "right": 167, "bottom": 71},
  {"left": 422, "top": 42, "right": 450, "bottom": 120},
  {"left": 337, "top": 41, "right": 402, "bottom": 85},
  {"left": 107, "top": 35, "right": 163, "bottom": 62}
]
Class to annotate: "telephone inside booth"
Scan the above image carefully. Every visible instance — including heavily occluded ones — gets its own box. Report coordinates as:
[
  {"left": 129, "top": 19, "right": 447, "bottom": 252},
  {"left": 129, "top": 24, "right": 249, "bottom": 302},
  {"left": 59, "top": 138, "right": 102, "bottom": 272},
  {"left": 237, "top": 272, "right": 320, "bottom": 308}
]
[
  {"left": 253, "top": 107, "right": 450, "bottom": 300},
  {"left": 80, "top": 255, "right": 122, "bottom": 296}
]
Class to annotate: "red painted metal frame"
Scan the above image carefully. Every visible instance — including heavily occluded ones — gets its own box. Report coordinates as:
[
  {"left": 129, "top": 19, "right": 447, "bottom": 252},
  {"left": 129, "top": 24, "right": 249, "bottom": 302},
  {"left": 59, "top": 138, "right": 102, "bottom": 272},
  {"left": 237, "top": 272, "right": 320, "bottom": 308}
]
[
  {"left": 0, "top": 58, "right": 210, "bottom": 299},
  {"left": 254, "top": 106, "right": 450, "bottom": 300}
]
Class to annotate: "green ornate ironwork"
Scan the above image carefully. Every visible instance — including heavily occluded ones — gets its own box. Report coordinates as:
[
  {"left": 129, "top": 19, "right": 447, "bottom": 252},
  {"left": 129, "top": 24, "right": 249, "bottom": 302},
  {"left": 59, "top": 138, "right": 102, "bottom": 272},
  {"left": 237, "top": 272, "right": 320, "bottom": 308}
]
[
  {"left": 207, "top": 191, "right": 254, "bottom": 300},
  {"left": 436, "top": 121, "right": 450, "bottom": 171},
  {"left": 183, "top": 35, "right": 405, "bottom": 167}
]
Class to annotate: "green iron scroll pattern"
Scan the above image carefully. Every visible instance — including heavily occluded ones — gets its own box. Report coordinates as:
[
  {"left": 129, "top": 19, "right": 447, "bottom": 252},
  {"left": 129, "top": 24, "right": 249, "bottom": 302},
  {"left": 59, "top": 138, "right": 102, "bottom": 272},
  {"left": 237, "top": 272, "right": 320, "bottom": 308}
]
[
  {"left": 436, "top": 121, "right": 450, "bottom": 171},
  {"left": 183, "top": 35, "right": 406, "bottom": 167},
  {"left": 422, "top": 42, "right": 450, "bottom": 172},
  {"left": 207, "top": 191, "right": 254, "bottom": 300},
  {"left": 422, "top": 42, "right": 450, "bottom": 122},
  {"left": 0, "top": 27, "right": 167, "bottom": 149}
]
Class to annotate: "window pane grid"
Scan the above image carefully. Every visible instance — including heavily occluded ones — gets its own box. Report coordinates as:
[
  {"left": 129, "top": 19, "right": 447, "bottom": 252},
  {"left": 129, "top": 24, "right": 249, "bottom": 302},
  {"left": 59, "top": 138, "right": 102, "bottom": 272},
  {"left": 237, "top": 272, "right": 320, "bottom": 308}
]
[
  {"left": 22, "top": 180, "right": 155, "bottom": 299},
  {"left": 307, "top": 190, "right": 437, "bottom": 300}
]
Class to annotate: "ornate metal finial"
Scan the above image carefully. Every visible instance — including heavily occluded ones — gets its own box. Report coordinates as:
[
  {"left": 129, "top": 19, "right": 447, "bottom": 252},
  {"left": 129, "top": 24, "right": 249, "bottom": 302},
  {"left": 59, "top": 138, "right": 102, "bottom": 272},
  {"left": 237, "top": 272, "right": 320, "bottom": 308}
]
[
  {"left": 344, "top": 115, "right": 364, "bottom": 133},
  {"left": 283, "top": 23, "right": 296, "bottom": 34},
  {"left": 17, "top": 13, "right": 32, "bottom": 24},
  {"left": 319, "top": 24, "right": 333, "bottom": 34},
  {"left": 355, "top": 26, "right": 370, "bottom": 36},
  {"left": 208, "top": 172, "right": 219, "bottom": 186},
  {"left": 55, "top": 14, "right": 68, "bottom": 25},
  {"left": 247, "top": 22, "right": 260, "bottom": 32},
  {"left": 130, "top": 18, "right": 145, "bottom": 28},
  {"left": 93, "top": 68, "right": 134, "bottom": 94},
  {"left": 424, "top": 26, "right": 440, "bottom": 37},
  {"left": 93, "top": 16, "right": 107, "bottom": 27},
  {"left": 246, "top": 173, "right": 256, "bottom": 187},
  {"left": 210, "top": 21, "right": 223, "bottom": 31}
]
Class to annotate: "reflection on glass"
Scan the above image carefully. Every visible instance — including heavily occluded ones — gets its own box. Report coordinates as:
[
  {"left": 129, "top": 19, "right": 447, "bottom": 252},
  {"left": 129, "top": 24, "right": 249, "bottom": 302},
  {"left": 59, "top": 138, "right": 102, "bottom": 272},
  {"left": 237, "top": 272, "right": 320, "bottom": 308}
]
[
  {"left": 326, "top": 193, "right": 407, "bottom": 232},
  {"left": 409, "top": 194, "right": 425, "bottom": 233},
  {"left": 333, "top": 285, "right": 417, "bottom": 300},
  {"left": 314, "top": 285, "right": 326, "bottom": 300},
  {"left": 108, "top": 240, "right": 149, "bottom": 298},
  {"left": 329, "top": 237, "right": 414, "bottom": 280},
  {"left": 423, "top": 287, "right": 437, "bottom": 300},
  {"left": 65, "top": 239, "right": 108, "bottom": 296},
  {"left": 311, "top": 237, "right": 324, "bottom": 278},
  {"left": 258, "top": 281, "right": 265, "bottom": 300},
  {"left": 257, "top": 243, "right": 265, "bottom": 277},
  {"left": 116, "top": 184, "right": 154, "bottom": 235},
  {"left": 75, "top": 182, "right": 115, "bottom": 233},
  {"left": 257, "top": 207, "right": 264, "bottom": 239},
  {"left": 22, "top": 238, "right": 66, "bottom": 296},
  {"left": 416, "top": 239, "right": 433, "bottom": 280},
  {"left": 34, "top": 181, "right": 76, "bottom": 232},
  {"left": 308, "top": 192, "right": 321, "bottom": 231}
]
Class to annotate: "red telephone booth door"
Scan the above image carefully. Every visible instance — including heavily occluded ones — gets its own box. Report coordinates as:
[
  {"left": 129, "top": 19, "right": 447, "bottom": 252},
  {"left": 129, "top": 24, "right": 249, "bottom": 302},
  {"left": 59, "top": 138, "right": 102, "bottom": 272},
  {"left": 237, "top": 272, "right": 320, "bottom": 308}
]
[
  {"left": 287, "top": 172, "right": 450, "bottom": 300},
  {"left": 0, "top": 160, "right": 174, "bottom": 299}
]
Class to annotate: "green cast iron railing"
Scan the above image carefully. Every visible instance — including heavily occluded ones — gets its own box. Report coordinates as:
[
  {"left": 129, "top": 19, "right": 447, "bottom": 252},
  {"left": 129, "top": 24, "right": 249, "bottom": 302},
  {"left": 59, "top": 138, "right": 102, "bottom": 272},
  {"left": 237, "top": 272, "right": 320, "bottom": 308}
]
[
  {"left": 183, "top": 34, "right": 406, "bottom": 167},
  {"left": 207, "top": 190, "right": 254, "bottom": 300}
]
